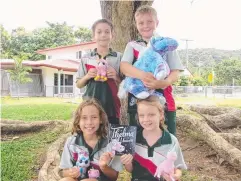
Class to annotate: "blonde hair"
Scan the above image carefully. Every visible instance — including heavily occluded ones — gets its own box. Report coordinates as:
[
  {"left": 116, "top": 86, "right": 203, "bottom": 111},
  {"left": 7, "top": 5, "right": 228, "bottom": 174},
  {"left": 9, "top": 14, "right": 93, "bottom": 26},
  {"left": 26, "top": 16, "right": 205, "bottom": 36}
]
[
  {"left": 136, "top": 96, "right": 165, "bottom": 127},
  {"left": 72, "top": 98, "right": 109, "bottom": 138},
  {"left": 135, "top": 5, "right": 158, "bottom": 20}
]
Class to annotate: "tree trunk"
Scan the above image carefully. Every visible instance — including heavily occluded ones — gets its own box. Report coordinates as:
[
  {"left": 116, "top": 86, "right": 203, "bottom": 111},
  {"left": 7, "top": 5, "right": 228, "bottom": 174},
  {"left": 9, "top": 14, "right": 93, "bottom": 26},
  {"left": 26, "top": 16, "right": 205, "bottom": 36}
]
[
  {"left": 1, "top": 120, "right": 65, "bottom": 134},
  {"left": 38, "top": 133, "right": 71, "bottom": 181},
  {"left": 203, "top": 114, "right": 241, "bottom": 129},
  {"left": 189, "top": 105, "right": 239, "bottom": 116},
  {"left": 176, "top": 114, "right": 241, "bottom": 170},
  {"left": 100, "top": 0, "right": 153, "bottom": 52},
  {"left": 190, "top": 105, "right": 241, "bottom": 129},
  {"left": 219, "top": 133, "right": 241, "bottom": 150}
]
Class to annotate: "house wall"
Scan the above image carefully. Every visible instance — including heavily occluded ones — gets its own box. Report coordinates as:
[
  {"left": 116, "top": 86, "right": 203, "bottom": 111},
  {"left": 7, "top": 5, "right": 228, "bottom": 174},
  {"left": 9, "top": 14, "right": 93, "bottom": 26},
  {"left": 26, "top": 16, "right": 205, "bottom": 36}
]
[{"left": 41, "top": 67, "right": 80, "bottom": 97}]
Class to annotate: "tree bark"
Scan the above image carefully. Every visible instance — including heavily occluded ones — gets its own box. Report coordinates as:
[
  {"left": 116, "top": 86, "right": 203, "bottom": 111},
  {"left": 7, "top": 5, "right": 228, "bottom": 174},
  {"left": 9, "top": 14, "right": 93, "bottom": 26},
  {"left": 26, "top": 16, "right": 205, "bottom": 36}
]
[
  {"left": 38, "top": 133, "right": 71, "bottom": 181},
  {"left": 189, "top": 105, "right": 232, "bottom": 116},
  {"left": 190, "top": 105, "right": 241, "bottom": 117},
  {"left": 202, "top": 114, "right": 241, "bottom": 129},
  {"left": 1, "top": 120, "right": 66, "bottom": 134},
  {"left": 100, "top": 0, "right": 153, "bottom": 52},
  {"left": 219, "top": 133, "right": 241, "bottom": 150},
  {"left": 176, "top": 114, "right": 241, "bottom": 170},
  {"left": 189, "top": 105, "right": 241, "bottom": 129},
  {"left": 120, "top": 97, "right": 128, "bottom": 125}
]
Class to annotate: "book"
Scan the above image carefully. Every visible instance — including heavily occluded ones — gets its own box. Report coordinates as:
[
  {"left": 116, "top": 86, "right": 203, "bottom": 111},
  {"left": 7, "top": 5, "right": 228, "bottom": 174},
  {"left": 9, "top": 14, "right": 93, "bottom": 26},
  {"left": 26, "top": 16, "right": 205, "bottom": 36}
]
[{"left": 108, "top": 124, "right": 137, "bottom": 156}]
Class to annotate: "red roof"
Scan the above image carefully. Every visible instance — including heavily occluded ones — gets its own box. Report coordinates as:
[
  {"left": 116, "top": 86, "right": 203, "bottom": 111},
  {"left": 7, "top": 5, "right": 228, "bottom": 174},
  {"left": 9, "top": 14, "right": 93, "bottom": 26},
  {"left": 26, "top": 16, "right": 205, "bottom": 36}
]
[
  {"left": 0, "top": 59, "right": 79, "bottom": 72},
  {"left": 37, "top": 41, "right": 96, "bottom": 54}
]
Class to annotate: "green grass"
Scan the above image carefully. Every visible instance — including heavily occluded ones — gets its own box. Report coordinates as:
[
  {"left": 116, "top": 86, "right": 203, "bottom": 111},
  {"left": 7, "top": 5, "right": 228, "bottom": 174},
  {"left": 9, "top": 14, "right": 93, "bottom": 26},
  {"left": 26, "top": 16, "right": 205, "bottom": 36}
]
[
  {"left": 1, "top": 127, "right": 66, "bottom": 181},
  {"left": 1, "top": 97, "right": 80, "bottom": 121},
  {"left": 1, "top": 97, "right": 75, "bottom": 181},
  {"left": 1, "top": 104, "right": 78, "bottom": 121}
]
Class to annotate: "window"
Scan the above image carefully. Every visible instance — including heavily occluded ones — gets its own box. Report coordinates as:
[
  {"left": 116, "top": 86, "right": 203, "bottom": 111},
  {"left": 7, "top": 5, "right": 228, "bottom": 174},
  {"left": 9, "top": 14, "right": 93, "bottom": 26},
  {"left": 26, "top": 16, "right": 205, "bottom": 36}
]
[
  {"left": 54, "top": 73, "right": 73, "bottom": 86},
  {"left": 47, "top": 55, "right": 52, "bottom": 60},
  {"left": 54, "top": 73, "right": 74, "bottom": 94},
  {"left": 76, "top": 51, "right": 82, "bottom": 59}
]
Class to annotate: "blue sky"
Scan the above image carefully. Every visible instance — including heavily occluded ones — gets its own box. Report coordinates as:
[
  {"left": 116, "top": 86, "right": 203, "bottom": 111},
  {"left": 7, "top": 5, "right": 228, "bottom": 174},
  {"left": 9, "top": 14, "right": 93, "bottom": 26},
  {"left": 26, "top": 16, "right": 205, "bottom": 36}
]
[{"left": 0, "top": 0, "right": 240, "bottom": 50}]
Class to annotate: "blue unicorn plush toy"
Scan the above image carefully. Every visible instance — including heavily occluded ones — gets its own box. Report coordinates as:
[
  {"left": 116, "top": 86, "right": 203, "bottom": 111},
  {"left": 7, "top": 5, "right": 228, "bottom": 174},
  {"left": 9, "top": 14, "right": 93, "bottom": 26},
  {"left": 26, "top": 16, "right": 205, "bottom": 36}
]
[{"left": 118, "top": 36, "right": 178, "bottom": 102}]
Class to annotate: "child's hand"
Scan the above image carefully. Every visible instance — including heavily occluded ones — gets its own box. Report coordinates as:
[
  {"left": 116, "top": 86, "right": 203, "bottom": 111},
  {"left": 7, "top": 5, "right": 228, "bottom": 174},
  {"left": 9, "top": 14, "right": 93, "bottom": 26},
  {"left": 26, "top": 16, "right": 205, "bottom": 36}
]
[
  {"left": 68, "top": 167, "right": 81, "bottom": 178},
  {"left": 141, "top": 72, "right": 155, "bottom": 82},
  {"left": 120, "top": 154, "right": 133, "bottom": 172},
  {"left": 120, "top": 154, "right": 133, "bottom": 165},
  {"left": 162, "top": 168, "right": 182, "bottom": 181},
  {"left": 173, "top": 168, "right": 182, "bottom": 180},
  {"left": 107, "top": 66, "right": 118, "bottom": 80},
  {"left": 86, "top": 68, "right": 97, "bottom": 79},
  {"left": 155, "top": 79, "right": 171, "bottom": 89},
  {"left": 141, "top": 72, "right": 157, "bottom": 89},
  {"left": 142, "top": 74, "right": 171, "bottom": 89},
  {"left": 99, "top": 152, "right": 113, "bottom": 169}
]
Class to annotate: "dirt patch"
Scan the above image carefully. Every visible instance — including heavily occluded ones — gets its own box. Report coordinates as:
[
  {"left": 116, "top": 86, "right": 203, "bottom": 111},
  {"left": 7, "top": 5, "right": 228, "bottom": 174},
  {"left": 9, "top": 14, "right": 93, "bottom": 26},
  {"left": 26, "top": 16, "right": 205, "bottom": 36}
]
[{"left": 177, "top": 128, "right": 241, "bottom": 181}]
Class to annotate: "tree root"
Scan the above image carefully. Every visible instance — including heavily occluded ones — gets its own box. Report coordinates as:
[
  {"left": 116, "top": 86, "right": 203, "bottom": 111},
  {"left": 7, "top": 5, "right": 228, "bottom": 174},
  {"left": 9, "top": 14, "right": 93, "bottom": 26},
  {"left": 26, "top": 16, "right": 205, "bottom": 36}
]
[{"left": 177, "top": 114, "right": 241, "bottom": 170}]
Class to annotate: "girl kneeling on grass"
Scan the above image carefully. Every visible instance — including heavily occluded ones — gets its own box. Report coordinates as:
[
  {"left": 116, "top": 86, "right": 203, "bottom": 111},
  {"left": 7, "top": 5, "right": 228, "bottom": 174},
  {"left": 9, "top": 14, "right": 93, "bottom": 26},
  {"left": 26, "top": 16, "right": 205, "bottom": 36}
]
[
  {"left": 59, "top": 99, "right": 123, "bottom": 181},
  {"left": 122, "top": 95, "right": 187, "bottom": 181}
]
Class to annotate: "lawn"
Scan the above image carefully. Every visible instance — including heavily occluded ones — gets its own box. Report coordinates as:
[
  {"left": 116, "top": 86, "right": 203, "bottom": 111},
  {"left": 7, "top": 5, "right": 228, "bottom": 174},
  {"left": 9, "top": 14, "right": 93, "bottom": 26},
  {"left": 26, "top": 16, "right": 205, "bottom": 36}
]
[
  {"left": 1, "top": 126, "right": 67, "bottom": 181},
  {"left": 1, "top": 97, "right": 78, "bottom": 181},
  {"left": 1, "top": 97, "right": 80, "bottom": 121}
]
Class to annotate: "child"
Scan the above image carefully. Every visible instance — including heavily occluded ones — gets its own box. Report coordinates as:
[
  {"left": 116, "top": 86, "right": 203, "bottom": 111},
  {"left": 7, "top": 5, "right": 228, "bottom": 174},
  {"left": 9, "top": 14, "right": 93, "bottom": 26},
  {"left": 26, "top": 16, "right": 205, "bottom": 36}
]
[
  {"left": 120, "top": 5, "right": 184, "bottom": 135},
  {"left": 59, "top": 99, "right": 123, "bottom": 181},
  {"left": 122, "top": 95, "right": 187, "bottom": 181},
  {"left": 76, "top": 19, "right": 122, "bottom": 125}
]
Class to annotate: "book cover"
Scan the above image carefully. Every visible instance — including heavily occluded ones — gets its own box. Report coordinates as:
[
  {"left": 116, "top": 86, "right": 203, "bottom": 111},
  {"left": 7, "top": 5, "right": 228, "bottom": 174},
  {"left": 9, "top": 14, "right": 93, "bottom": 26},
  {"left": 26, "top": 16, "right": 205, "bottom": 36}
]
[{"left": 108, "top": 124, "right": 137, "bottom": 156}]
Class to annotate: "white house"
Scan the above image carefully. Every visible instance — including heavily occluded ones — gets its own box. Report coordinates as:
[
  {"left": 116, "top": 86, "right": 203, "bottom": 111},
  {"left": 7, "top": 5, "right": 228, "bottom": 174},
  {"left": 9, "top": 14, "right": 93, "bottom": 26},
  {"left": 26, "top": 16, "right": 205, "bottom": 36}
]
[
  {"left": 37, "top": 41, "right": 96, "bottom": 60},
  {"left": 0, "top": 41, "right": 97, "bottom": 97}
]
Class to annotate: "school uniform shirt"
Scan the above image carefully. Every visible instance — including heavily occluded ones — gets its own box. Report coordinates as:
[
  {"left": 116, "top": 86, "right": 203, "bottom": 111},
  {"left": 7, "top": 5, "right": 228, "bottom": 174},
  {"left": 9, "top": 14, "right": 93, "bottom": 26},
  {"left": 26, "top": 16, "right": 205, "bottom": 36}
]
[
  {"left": 76, "top": 48, "right": 122, "bottom": 120},
  {"left": 121, "top": 39, "right": 184, "bottom": 112},
  {"left": 59, "top": 133, "right": 123, "bottom": 181},
  {"left": 132, "top": 129, "right": 187, "bottom": 181}
]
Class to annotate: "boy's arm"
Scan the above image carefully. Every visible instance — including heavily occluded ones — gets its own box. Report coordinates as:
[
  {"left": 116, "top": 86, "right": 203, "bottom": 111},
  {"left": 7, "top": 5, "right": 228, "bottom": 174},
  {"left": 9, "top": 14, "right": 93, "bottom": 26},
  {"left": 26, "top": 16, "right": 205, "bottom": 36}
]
[
  {"left": 76, "top": 68, "right": 97, "bottom": 88},
  {"left": 144, "top": 50, "right": 183, "bottom": 89},
  {"left": 121, "top": 42, "right": 155, "bottom": 82},
  {"left": 121, "top": 42, "right": 142, "bottom": 79},
  {"left": 120, "top": 62, "right": 144, "bottom": 79},
  {"left": 156, "top": 70, "right": 180, "bottom": 89},
  {"left": 120, "top": 62, "right": 155, "bottom": 83},
  {"left": 75, "top": 58, "right": 96, "bottom": 88},
  {"left": 76, "top": 75, "right": 90, "bottom": 88},
  {"left": 143, "top": 70, "right": 180, "bottom": 90}
]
